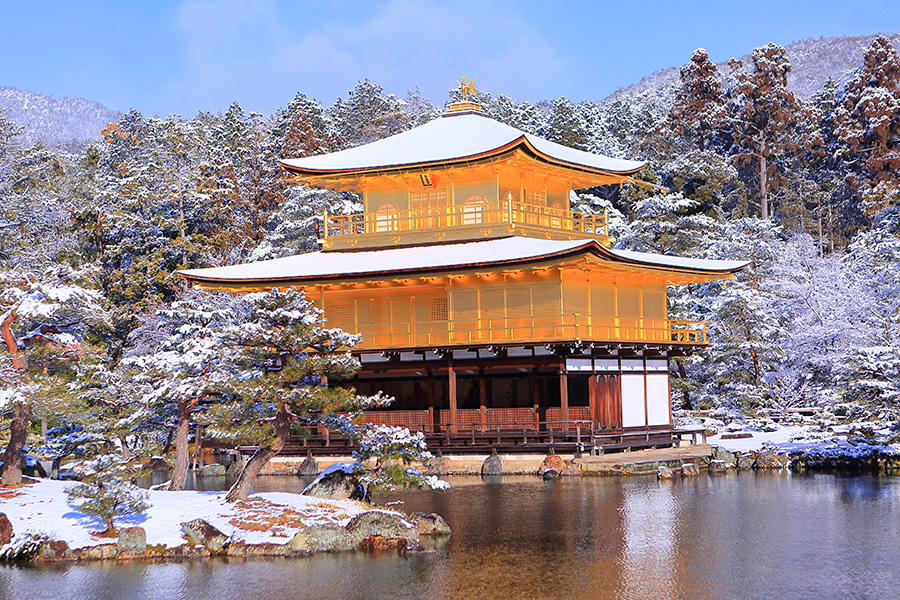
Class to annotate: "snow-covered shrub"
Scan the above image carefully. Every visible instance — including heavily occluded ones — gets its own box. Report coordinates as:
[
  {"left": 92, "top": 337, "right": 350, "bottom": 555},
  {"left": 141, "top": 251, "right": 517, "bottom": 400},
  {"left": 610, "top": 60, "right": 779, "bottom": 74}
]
[
  {"left": 65, "top": 455, "right": 150, "bottom": 533},
  {"left": 352, "top": 425, "right": 448, "bottom": 495},
  {"left": 0, "top": 532, "right": 49, "bottom": 561}
]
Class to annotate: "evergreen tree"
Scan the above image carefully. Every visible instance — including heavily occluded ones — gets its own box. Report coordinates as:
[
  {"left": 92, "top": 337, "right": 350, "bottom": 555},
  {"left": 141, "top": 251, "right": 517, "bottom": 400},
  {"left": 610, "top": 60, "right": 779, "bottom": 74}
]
[
  {"left": 668, "top": 48, "right": 726, "bottom": 151},
  {"left": 834, "top": 35, "right": 900, "bottom": 217},
  {"left": 727, "top": 43, "right": 811, "bottom": 219}
]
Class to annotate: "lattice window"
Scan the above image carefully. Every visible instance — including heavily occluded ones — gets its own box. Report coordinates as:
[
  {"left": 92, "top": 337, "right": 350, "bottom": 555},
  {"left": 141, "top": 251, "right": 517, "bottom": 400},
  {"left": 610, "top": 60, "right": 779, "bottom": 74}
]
[
  {"left": 430, "top": 297, "right": 449, "bottom": 321},
  {"left": 326, "top": 303, "right": 353, "bottom": 330},
  {"left": 375, "top": 203, "right": 399, "bottom": 232},
  {"left": 462, "top": 194, "right": 487, "bottom": 225},
  {"left": 410, "top": 188, "right": 447, "bottom": 213},
  {"left": 524, "top": 189, "right": 546, "bottom": 207}
]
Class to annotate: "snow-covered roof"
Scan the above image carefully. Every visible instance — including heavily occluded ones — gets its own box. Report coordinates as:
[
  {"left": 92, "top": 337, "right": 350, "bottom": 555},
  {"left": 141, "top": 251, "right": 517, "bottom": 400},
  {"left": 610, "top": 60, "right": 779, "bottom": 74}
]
[
  {"left": 179, "top": 237, "right": 748, "bottom": 285},
  {"left": 279, "top": 111, "right": 646, "bottom": 176}
]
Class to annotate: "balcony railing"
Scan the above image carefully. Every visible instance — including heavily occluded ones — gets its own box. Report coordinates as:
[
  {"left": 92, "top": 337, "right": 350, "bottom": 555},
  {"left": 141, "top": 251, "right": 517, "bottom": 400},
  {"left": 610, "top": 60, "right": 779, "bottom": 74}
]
[
  {"left": 323, "top": 200, "right": 608, "bottom": 240},
  {"left": 337, "top": 315, "right": 708, "bottom": 350}
]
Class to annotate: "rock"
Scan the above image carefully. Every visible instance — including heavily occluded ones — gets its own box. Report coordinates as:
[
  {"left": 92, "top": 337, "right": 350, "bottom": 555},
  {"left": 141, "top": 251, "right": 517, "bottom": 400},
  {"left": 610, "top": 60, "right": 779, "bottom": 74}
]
[
  {"left": 777, "top": 453, "right": 790, "bottom": 467},
  {"left": 711, "top": 446, "right": 736, "bottom": 465},
  {"left": 39, "top": 540, "right": 74, "bottom": 561},
  {"left": 78, "top": 543, "right": 117, "bottom": 560},
  {"left": 708, "top": 460, "right": 728, "bottom": 474},
  {"left": 181, "top": 519, "right": 229, "bottom": 554},
  {"left": 539, "top": 454, "right": 566, "bottom": 474},
  {"left": 197, "top": 463, "right": 226, "bottom": 477},
  {"left": 303, "top": 465, "right": 366, "bottom": 501},
  {"left": 117, "top": 527, "right": 147, "bottom": 557},
  {"left": 146, "top": 456, "right": 169, "bottom": 471},
  {"left": 681, "top": 463, "right": 700, "bottom": 477},
  {"left": 226, "top": 454, "right": 245, "bottom": 476},
  {"left": 657, "top": 466, "right": 676, "bottom": 480},
  {"left": 736, "top": 453, "right": 755, "bottom": 470},
  {"left": 425, "top": 454, "right": 451, "bottom": 476},
  {"left": 541, "top": 469, "right": 560, "bottom": 480},
  {"left": 297, "top": 455, "right": 319, "bottom": 476},
  {"left": 0, "top": 513, "right": 12, "bottom": 547},
  {"left": 345, "top": 511, "right": 418, "bottom": 546},
  {"left": 164, "top": 544, "right": 215, "bottom": 559},
  {"left": 287, "top": 523, "right": 354, "bottom": 553},
  {"left": 754, "top": 450, "right": 784, "bottom": 470},
  {"left": 411, "top": 513, "right": 452, "bottom": 536},
  {"left": 481, "top": 453, "right": 503, "bottom": 477}
]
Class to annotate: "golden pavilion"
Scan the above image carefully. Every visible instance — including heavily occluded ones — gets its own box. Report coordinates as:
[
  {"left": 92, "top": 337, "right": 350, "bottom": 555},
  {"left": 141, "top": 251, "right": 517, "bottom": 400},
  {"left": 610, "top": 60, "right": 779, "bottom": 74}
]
[{"left": 179, "top": 93, "right": 746, "bottom": 453}]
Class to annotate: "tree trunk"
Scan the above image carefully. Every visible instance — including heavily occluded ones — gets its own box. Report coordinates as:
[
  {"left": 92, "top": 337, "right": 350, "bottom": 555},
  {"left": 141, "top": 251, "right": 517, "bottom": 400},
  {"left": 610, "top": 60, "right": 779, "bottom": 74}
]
[
  {"left": 677, "top": 360, "right": 692, "bottom": 410},
  {"left": 1, "top": 404, "right": 32, "bottom": 486},
  {"left": 169, "top": 401, "right": 191, "bottom": 491},
  {"left": 224, "top": 406, "right": 290, "bottom": 503},
  {"left": 759, "top": 142, "right": 769, "bottom": 220}
]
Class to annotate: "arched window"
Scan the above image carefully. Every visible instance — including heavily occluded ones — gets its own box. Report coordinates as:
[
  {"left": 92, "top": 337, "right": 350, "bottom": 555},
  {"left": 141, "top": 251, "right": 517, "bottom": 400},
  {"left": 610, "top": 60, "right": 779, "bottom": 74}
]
[
  {"left": 550, "top": 202, "right": 563, "bottom": 229},
  {"left": 374, "top": 203, "right": 399, "bottom": 232},
  {"left": 462, "top": 194, "right": 487, "bottom": 225}
]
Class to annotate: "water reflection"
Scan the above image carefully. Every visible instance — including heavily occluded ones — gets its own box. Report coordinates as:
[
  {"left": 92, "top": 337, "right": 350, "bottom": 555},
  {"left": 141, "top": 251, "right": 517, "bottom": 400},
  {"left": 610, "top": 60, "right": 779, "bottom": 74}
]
[{"left": 4, "top": 474, "right": 900, "bottom": 600}]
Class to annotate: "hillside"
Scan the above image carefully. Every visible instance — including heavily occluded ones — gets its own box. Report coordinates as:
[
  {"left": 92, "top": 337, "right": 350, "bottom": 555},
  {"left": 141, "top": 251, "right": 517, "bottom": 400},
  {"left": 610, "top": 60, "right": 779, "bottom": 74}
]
[
  {"left": 0, "top": 86, "right": 121, "bottom": 149},
  {"left": 603, "top": 32, "right": 900, "bottom": 112}
]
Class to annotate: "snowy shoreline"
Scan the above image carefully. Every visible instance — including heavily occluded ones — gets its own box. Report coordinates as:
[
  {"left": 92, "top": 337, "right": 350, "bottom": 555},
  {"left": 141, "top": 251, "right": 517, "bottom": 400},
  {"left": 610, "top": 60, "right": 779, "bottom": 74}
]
[{"left": 0, "top": 479, "right": 447, "bottom": 562}]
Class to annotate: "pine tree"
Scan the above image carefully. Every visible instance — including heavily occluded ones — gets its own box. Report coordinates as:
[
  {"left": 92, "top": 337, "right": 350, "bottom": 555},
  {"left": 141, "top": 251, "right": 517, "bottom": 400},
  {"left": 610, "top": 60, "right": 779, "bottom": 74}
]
[
  {"left": 668, "top": 48, "right": 726, "bottom": 151},
  {"left": 834, "top": 35, "right": 900, "bottom": 217},
  {"left": 208, "top": 288, "right": 374, "bottom": 502},
  {"left": 727, "top": 43, "right": 811, "bottom": 219}
]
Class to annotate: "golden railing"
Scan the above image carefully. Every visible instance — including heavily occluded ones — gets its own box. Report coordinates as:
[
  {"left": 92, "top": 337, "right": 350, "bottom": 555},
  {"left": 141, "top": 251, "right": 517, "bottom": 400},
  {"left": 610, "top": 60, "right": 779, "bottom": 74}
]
[
  {"left": 340, "top": 315, "right": 708, "bottom": 350},
  {"left": 323, "top": 200, "right": 608, "bottom": 239}
]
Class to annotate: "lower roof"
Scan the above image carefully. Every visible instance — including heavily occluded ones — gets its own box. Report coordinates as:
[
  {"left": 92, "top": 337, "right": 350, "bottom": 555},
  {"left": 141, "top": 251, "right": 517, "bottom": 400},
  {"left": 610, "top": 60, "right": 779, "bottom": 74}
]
[{"left": 178, "top": 237, "right": 748, "bottom": 286}]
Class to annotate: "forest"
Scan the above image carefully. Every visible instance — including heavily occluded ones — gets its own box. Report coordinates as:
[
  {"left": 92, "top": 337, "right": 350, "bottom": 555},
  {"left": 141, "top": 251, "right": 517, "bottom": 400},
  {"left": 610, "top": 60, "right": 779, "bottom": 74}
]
[{"left": 1, "top": 35, "right": 899, "bottom": 494}]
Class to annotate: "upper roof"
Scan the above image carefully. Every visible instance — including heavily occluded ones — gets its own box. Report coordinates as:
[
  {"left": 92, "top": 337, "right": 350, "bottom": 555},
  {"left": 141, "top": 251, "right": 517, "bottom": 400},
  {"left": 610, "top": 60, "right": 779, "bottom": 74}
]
[
  {"left": 179, "top": 237, "right": 748, "bottom": 286},
  {"left": 278, "top": 110, "right": 646, "bottom": 177}
]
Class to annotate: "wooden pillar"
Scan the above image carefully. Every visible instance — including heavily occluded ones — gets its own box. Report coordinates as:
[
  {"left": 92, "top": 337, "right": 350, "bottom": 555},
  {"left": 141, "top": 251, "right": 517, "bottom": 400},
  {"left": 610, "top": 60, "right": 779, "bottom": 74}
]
[
  {"left": 479, "top": 377, "right": 489, "bottom": 432},
  {"left": 531, "top": 376, "right": 542, "bottom": 426},
  {"left": 588, "top": 375, "right": 598, "bottom": 431},
  {"left": 427, "top": 379, "right": 436, "bottom": 431},
  {"left": 559, "top": 368, "right": 569, "bottom": 430},
  {"left": 449, "top": 366, "right": 458, "bottom": 433}
]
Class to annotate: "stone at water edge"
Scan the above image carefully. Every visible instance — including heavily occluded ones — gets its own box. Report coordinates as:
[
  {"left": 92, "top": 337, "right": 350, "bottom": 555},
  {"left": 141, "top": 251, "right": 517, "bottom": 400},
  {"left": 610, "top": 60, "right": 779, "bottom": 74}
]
[
  {"left": 181, "top": 519, "right": 229, "bottom": 554},
  {"left": 481, "top": 454, "right": 503, "bottom": 477},
  {"left": 39, "top": 540, "right": 74, "bottom": 561},
  {"left": 287, "top": 523, "right": 354, "bottom": 553},
  {"left": 539, "top": 454, "right": 566, "bottom": 475},
  {"left": 0, "top": 513, "right": 12, "bottom": 547},
  {"left": 711, "top": 446, "right": 737, "bottom": 466},
  {"left": 411, "top": 512, "right": 451, "bottom": 536},
  {"left": 303, "top": 465, "right": 365, "bottom": 501},
  {"left": 345, "top": 511, "right": 419, "bottom": 546},
  {"left": 681, "top": 463, "right": 700, "bottom": 477},
  {"left": 754, "top": 451, "right": 784, "bottom": 470},
  {"left": 709, "top": 460, "right": 728, "bottom": 474},
  {"left": 78, "top": 543, "right": 117, "bottom": 560},
  {"left": 425, "top": 454, "right": 451, "bottom": 476},
  {"left": 657, "top": 466, "right": 676, "bottom": 480},
  {"left": 542, "top": 469, "right": 560, "bottom": 480},
  {"left": 197, "top": 463, "right": 226, "bottom": 477},
  {"left": 297, "top": 455, "right": 319, "bottom": 476},
  {"left": 226, "top": 455, "right": 245, "bottom": 476},
  {"left": 736, "top": 453, "right": 755, "bottom": 470},
  {"left": 117, "top": 527, "right": 147, "bottom": 557}
]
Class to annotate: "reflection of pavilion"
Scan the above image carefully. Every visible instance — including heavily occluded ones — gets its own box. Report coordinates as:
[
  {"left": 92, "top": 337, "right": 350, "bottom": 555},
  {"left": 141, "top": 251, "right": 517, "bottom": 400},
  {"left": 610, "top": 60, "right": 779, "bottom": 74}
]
[{"left": 180, "top": 97, "right": 746, "bottom": 454}]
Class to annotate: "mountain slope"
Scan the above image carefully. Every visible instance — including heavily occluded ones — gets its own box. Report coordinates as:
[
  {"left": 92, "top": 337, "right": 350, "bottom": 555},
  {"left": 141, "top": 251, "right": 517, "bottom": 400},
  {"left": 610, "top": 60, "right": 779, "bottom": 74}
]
[
  {"left": 602, "top": 33, "right": 900, "bottom": 111},
  {"left": 0, "top": 87, "right": 121, "bottom": 149}
]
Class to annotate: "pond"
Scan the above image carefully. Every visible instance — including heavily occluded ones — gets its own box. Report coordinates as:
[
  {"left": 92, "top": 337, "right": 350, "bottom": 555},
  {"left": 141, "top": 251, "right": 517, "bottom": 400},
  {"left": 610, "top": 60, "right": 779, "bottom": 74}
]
[{"left": 2, "top": 472, "right": 899, "bottom": 600}]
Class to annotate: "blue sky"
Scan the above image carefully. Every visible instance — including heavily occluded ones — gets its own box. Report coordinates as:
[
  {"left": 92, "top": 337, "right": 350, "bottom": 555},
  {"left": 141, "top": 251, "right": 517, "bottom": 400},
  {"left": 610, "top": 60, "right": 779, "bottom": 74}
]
[{"left": 2, "top": 0, "right": 899, "bottom": 118}]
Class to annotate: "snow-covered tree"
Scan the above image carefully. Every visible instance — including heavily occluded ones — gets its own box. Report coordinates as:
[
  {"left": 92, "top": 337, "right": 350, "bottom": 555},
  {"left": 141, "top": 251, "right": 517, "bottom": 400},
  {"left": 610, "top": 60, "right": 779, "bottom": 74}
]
[
  {"left": 66, "top": 454, "right": 150, "bottom": 534},
  {"left": 206, "top": 288, "right": 380, "bottom": 502},
  {"left": 834, "top": 35, "right": 900, "bottom": 217},
  {"left": 727, "top": 43, "right": 813, "bottom": 219},
  {"left": 668, "top": 48, "right": 726, "bottom": 151}
]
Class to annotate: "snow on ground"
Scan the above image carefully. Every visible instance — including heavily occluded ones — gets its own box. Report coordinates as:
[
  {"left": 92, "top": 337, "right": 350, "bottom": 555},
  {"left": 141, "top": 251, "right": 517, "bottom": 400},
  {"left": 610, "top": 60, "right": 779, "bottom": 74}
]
[
  {"left": 707, "top": 422, "right": 900, "bottom": 455},
  {"left": 1, "top": 479, "right": 371, "bottom": 550}
]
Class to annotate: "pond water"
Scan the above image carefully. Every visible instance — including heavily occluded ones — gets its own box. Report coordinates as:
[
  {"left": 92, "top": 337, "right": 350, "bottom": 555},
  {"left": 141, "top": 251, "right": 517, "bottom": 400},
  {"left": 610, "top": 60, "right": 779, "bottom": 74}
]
[{"left": 2, "top": 473, "right": 900, "bottom": 600}]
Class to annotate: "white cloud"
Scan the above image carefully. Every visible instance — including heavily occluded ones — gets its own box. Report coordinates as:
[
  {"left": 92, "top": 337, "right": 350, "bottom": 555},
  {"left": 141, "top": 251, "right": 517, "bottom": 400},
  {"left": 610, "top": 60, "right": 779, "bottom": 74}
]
[{"left": 169, "top": 0, "right": 569, "bottom": 115}]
